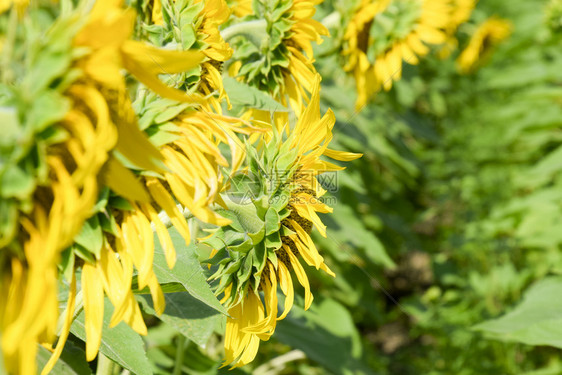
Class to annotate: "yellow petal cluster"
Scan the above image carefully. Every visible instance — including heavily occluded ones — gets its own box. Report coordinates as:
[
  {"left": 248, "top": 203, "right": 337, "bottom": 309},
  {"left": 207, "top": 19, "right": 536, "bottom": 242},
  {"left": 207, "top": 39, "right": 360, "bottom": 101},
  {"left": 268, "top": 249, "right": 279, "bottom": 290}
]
[
  {"left": 343, "top": 0, "right": 453, "bottom": 109},
  {"left": 149, "top": 0, "right": 233, "bottom": 109},
  {"left": 438, "top": 0, "right": 476, "bottom": 58},
  {"left": 0, "top": 83, "right": 118, "bottom": 375},
  {"left": 283, "top": 0, "right": 329, "bottom": 112},
  {"left": 0, "top": 0, "right": 243, "bottom": 372},
  {"left": 229, "top": 0, "right": 253, "bottom": 17},
  {"left": 457, "top": 17, "right": 512, "bottom": 73}
]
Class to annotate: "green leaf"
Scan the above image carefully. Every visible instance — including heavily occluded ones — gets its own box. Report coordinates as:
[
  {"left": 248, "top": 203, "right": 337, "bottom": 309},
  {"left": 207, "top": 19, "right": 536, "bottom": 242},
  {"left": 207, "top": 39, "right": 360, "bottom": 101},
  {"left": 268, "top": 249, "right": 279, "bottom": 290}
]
[
  {"left": 264, "top": 207, "right": 280, "bottom": 235},
  {"left": 72, "top": 243, "right": 96, "bottom": 264},
  {"left": 26, "top": 90, "right": 70, "bottom": 133},
  {"left": 154, "top": 104, "right": 190, "bottom": 124},
  {"left": 27, "top": 51, "right": 72, "bottom": 97},
  {"left": 222, "top": 196, "right": 264, "bottom": 234},
  {"left": 0, "top": 107, "right": 21, "bottom": 147},
  {"left": 92, "top": 188, "right": 110, "bottom": 214},
  {"left": 323, "top": 204, "right": 395, "bottom": 269},
  {"left": 0, "top": 164, "right": 35, "bottom": 200},
  {"left": 228, "top": 238, "right": 253, "bottom": 253},
  {"left": 59, "top": 246, "right": 75, "bottom": 282},
  {"left": 133, "top": 281, "right": 189, "bottom": 294},
  {"left": 99, "top": 211, "right": 119, "bottom": 236},
  {"left": 152, "top": 228, "right": 227, "bottom": 314},
  {"left": 474, "top": 277, "right": 562, "bottom": 348},
  {"left": 37, "top": 340, "right": 92, "bottom": 375},
  {"left": 137, "top": 292, "right": 223, "bottom": 347},
  {"left": 276, "top": 298, "right": 375, "bottom": 375},
  {"left": 70, "top": 299, "right": 152, "bottom": 375},
  {"left": 223, "top": 77, "right": 288, "bottom": 112},
  {"left": 73, "top": 215, "right": 103, "bottom": 258},
  {"left": 180, "top": 24, "right": 197, "bottom": 49}
]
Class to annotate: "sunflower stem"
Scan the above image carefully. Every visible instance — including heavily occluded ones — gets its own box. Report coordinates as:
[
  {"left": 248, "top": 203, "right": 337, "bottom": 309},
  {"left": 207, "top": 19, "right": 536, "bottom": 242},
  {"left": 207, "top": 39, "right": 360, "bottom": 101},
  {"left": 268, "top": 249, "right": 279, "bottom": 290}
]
[
  {"left": 172, "top": 335, "right": 186, "bottom": 375},
  {"left": 157, "top": 204, "right": 194, "bottom": 229},
  {"left": 321, "top": 11, "right": 341, "bottom": 29},
  {"left": 253, "top": 349, "right": 306, "bottom": 375},
  {"left": 96, "top": 353, "right": 116, "bottom": 375},
  {"left": 55, "top": 289, "right": 84, "bottom": 335},
  {"left": 220, "top": 19, "right": 267, "bottom": 44}
]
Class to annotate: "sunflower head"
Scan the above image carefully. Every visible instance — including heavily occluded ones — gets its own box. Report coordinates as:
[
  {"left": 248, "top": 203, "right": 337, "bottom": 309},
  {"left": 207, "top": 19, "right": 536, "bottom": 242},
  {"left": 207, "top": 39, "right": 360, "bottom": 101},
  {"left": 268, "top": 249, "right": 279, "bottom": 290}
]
[
  {"left": 140, "top": 0, "right": 233, "bottom": 106},
  {"left": 0, "top": 6, "right": 117, "bottom": 373},
  {"left": 199, "top": 75, "right": 360, "bottom": 367},
  {"left": 456, "top": 16, "right": 512, "bottom": 73},
  {"left": 227, "top": 0, "right": 327, "bottom": 110},
  {"left": 437, "top": 0, "right": 476, "bottom": 58},
  {"left": 227, "top": 0, "right": 254, "bottom": 17},
  {"left": 342, "top": 0, "right": 453, "bottom": 108}
]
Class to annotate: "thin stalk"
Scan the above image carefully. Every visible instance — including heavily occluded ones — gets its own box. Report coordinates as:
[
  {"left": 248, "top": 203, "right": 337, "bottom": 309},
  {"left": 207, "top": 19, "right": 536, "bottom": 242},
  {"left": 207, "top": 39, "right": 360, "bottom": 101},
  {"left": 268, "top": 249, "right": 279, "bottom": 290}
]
[
  {"left": 96, "top": 353, "right": 116, "bottom": 375},
  {"left": 156, "top": 204, "right": 194, "bottom": 229},
  {"left": 321, "top": 11, "right": 341, "bottom": 29},
  {"left": 220, "top": 19, "right": 267, "bottom": 43},
  {"left": 55, "top": 290, "right": 84, "bottom": 335},
  {"left": 172, "top": 336, "right": 187, "bottom": 375}
]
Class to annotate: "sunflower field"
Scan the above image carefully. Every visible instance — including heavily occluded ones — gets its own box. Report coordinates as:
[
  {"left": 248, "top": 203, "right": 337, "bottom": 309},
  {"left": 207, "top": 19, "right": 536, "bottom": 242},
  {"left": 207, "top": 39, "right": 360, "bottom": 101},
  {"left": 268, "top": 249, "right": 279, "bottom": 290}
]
[{"left": 1, "top": 0, "right": 562, "bottom": 373}]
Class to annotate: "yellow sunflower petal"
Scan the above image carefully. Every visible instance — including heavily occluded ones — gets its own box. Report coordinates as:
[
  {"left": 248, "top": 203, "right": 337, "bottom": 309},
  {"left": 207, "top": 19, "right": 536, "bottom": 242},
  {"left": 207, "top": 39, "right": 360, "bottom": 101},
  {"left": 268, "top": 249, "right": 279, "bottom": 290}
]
[
  {"left": 276, "top": 261, "right": 294, "bottom": 320},
  {"left": 284, "top": 245, "right": 313, "bottom": 310},
  {"left": 82, "top": 263, "right": 104, "bottom": 361},
  {"left": 40, "top": 274, "right": 77, "bottom": 375}
]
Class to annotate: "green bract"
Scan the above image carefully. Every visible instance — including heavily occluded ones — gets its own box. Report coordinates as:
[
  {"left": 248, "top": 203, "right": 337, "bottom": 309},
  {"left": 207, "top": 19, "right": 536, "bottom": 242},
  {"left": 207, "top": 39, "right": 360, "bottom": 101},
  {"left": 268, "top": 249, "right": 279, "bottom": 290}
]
[
  {"left": 0, "top": 10, "right": 80, "bottom": 250},
  {"left": 202, "top": 134, "right": 299, "bottom": 308},
  {"left": 138, "top": 0, "right": 208, "bottom": 91},
  {"left": 226, "top": 0, "right": 294, "bottom": 96},
  {"left": 368, "top": 0, "right": 421, "bottom": 58}
]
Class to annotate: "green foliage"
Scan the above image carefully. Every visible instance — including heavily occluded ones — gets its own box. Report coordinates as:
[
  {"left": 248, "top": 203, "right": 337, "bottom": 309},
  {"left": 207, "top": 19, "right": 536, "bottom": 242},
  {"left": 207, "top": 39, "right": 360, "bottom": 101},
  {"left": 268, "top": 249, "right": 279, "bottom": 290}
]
[
  {"left": 151, "top": 229, "right": 227, "bottom": 314},
  {"left": 0, "top": 9, "right": 77, "bottom": 250},
  {"left": 137, "top": 292, "right": 223, "bottom": 347},
  {"left": 223, "top": 77, "right": 288, "bottom": 112},
  {"left": 276, "top": 298, "right": 375, "bottom": 375},
  {"left": 71, "top": 301, "right": 153, "bottom": 375},
  {"left": 475, "top": 277, "right": 562, "bottom": 348},
  {"left": 37, "top": 341, "right": 92, "bottom": 375},
  {"left": 227, "top": 0, "right": 295, "bottom": 96}
]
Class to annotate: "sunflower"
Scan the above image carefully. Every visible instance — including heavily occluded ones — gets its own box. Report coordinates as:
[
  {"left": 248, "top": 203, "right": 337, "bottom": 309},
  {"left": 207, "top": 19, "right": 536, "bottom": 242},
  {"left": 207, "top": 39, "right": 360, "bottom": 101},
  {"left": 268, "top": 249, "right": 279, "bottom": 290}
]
[
  {"left": 75, "top": 0, "right": 262, "bottom": 366},
  {"left": 0, "top": 8, "right": 120, "bottom": 373},
  {"left": 227, "top": 0, "right": 328, "bottom": 112},
  {"left": 0, "top": 0, "right": 209, "bottom": 372},
  {"left": 456, "top": 16, "right": 512, "bottom": 73},
  {"left": 201, "top": 74, "right": 361, "bottom": 367},
  {"left": 76, "top": 95, "right": 261, "bottom": 368},
  {"left": 228, "top": 0, "right": 253, "bottom": 17},
  {"left": 198, "top": 0, "right": 235, "bottom": 109},
  {"left": 343, "top": 0, "right": 452, "bottom": 109},
  {"left": 438, "top": 0, "right": 476, "bottom": 58},
  {"left": 146, "top": 0, "right": 233, "bottom": 110},
  {"left": 282, "top": 0, "right": 329, "bottom": 111},
  {"left": 0, "top": 0, "right": 28, "bottom": 15},
  {"left": 66, "top": 0, "right": 211, "bottom": 364},
  {"left": 0, "top": 19, "right": 117, "bottom": 374}
]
